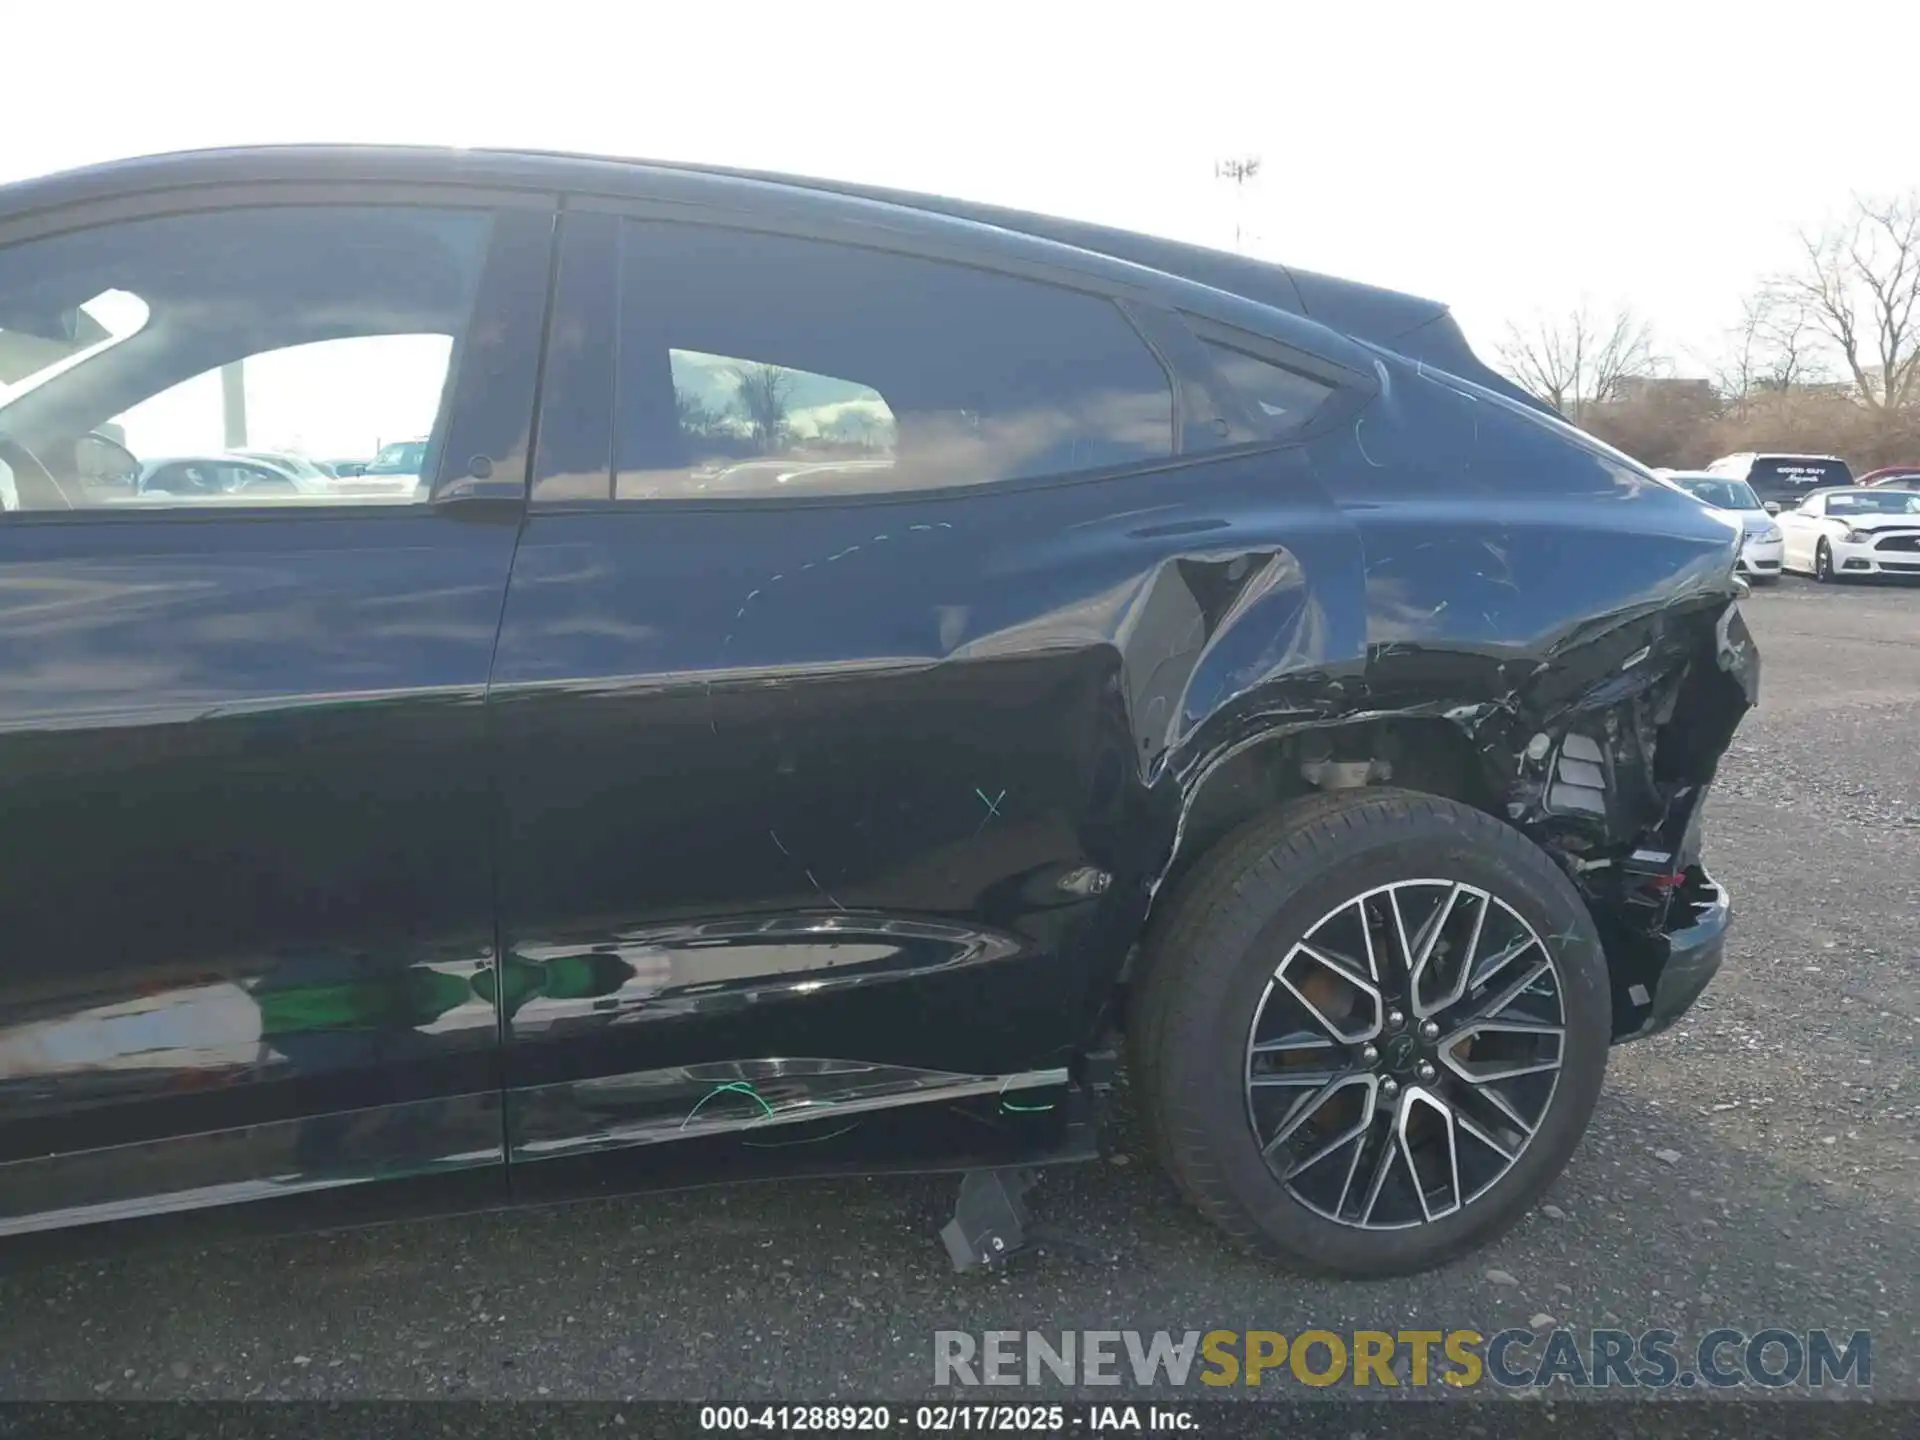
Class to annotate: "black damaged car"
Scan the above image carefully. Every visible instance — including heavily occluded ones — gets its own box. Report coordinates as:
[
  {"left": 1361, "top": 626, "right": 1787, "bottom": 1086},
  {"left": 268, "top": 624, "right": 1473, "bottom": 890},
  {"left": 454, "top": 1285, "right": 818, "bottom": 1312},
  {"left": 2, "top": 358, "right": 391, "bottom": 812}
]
[{"left": 0, "top": 147, "right": 1756, "bottom": 1276}]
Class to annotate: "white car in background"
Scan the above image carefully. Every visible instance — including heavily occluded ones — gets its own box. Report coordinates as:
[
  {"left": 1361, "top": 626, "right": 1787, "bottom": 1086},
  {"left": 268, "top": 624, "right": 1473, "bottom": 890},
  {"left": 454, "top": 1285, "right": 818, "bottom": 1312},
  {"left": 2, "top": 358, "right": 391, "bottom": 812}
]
[
  {"left": 236, "top": 449, "right": 338, "bottom": 486},
  {"left": 1658, "top": 470, "right": 1783, "bottom": 581},
  {"left": 133, "top": 453, "right": 331, "bottom": 498},
  {"left": 336, "top": 436, "right": 430, "bottom": 499},
  {"left": 1776, "top": 487, "right": 1920, "bottom": 582}
]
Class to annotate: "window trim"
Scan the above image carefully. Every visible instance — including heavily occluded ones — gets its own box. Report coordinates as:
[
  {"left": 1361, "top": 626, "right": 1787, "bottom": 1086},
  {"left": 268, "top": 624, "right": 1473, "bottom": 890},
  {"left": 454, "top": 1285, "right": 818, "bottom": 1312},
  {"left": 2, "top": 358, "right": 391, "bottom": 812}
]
[
  {"left": 529, "top": 204, "right": 1186, "bottom": 513},
  {"left": 0, "top": 185, "right": 559, "bottom": 528}
]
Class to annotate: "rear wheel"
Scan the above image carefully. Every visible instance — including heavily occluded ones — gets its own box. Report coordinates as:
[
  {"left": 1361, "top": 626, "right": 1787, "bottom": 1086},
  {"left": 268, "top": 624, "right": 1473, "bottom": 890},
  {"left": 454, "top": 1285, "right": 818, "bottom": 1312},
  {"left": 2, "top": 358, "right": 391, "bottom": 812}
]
[{"left": 1130, "top": 788, "right": 1610, "bottom": 1276}]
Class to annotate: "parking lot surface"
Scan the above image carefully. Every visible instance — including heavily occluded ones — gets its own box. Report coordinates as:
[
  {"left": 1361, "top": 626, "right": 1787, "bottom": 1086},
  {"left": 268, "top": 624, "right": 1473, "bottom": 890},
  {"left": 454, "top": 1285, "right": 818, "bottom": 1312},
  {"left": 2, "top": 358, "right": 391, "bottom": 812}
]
[{"left": 0, "top": 576, "right": 1914, "bottom": 1401}]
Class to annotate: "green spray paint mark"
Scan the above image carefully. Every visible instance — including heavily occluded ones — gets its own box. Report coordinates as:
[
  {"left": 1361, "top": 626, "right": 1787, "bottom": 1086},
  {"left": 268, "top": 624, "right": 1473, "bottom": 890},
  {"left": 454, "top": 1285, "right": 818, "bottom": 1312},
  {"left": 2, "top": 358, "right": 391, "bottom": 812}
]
[{"left": 680, "top": 1081, "right": 776, "bottom": 1130}]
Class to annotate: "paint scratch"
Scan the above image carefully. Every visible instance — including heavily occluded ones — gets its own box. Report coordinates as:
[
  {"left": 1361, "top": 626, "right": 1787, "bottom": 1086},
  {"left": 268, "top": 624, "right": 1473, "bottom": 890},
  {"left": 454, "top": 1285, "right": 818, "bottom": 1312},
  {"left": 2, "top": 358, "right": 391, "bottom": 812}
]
[
  {"left": 1353, "top": 417, "right": 1385, "bottom": 468},
  {"left": 803, "top": 868, "right": 848, "bottom": 913}
]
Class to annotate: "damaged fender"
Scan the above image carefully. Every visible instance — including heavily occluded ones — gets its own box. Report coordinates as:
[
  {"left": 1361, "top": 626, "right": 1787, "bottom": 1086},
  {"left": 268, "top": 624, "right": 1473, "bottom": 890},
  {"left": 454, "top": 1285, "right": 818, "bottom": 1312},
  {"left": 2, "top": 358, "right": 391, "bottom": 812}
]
[{"left": 1142, "top": 350, "right": 1758, "bottom": 1043}]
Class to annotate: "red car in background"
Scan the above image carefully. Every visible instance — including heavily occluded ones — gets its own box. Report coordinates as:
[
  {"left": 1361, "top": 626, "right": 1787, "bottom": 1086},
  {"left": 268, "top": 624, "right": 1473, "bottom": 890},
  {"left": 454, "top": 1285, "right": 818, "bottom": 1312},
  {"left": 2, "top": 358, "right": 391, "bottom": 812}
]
[{"left": 1860, "top": 466, "right": 1920, "bottom": 487}]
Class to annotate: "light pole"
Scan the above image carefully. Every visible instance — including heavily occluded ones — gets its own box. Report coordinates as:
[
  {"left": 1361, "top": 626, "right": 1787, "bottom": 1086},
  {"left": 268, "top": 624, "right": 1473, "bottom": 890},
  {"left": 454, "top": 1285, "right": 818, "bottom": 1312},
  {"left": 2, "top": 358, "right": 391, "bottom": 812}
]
[
  {"left": 220, "top": 361, "right": 247, "bottom": 449},
  {"left": 1214, "top": 155, "right": 1262, "bottom": 253}
]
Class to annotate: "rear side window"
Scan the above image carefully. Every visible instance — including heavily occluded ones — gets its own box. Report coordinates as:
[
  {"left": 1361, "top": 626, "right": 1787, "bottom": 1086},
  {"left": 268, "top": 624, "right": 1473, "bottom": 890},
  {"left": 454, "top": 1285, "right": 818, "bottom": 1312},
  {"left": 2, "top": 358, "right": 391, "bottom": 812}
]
[
  {"left": 607, "top": 221, "right": 1174, "bottom": 501},
  {"left": 1200, "top": 340, "right": 1335, "bottom": 433}
]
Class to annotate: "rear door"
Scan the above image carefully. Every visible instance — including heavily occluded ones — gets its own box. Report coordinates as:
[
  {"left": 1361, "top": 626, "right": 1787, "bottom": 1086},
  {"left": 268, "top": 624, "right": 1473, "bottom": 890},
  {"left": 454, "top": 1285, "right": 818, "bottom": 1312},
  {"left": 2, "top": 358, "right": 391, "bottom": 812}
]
[
  {"left": 488, "top": 206, "right": 1366, "bottom": 1177},
  {"left": 0, "top": 192, "right": 553, "bottom": 1235}
]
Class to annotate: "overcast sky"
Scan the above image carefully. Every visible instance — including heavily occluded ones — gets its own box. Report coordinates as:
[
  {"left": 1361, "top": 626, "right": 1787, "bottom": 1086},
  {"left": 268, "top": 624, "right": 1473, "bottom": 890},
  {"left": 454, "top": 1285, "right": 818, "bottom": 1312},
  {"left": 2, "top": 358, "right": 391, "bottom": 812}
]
[{"left": 9, "top": 1, "right": 1918, "bottom": 375}]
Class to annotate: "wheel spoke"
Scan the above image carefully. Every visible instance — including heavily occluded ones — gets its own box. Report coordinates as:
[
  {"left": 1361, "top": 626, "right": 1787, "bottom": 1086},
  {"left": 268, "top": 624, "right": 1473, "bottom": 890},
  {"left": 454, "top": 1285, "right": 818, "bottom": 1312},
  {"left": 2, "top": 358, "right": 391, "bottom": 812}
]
[
  {"left": 1385, "top": 887, "right": 1420, "bottom": 992},
  {"left": 1357, "top": 897, "right": 1382, "bottom": 982},
  {"left": 1251, "top": 1031, "right": 1339, "bottom": 1056},
  {"left": 1411, "top": 883, "right": 1460, "bottom": 964},
  {"left": 1282, "top": 1081, "right": 1377, "bottom": 1181},
  {"left": 1412, "top": 884, "right": 1486, "bottom": 1018},
  {"left": 1259, "top": 1073, "right": 1368, "bottom": 1158},
  {"left": 1358, "top": 1119, "right": 1400, "bottom": 1225},
  {"left": 1248, "top": 1068, "right": 1344, "bottom": 1089},
  {"left": 1449, "top": 958, "right": 1554, "bottom": 1039},
  {"left": 1398, "top": 1088, "right": 1461, "bottom": 1221},
  {"left": 1465, "top": 1019, "right": 1565, "bottom": 1039},
  {"left": 1296, "top": 941, "right": 1375, "bottom": 994},
  {"left": 1329, "top": 1106, "right": 1378, "bottom": 1218},
  {"left": 1454, "top": 1073, "right": 1539, "bottom": 1138},
  {"left": 1466, "top": 932, "right": 1537, "bottom": 993},
  {"left": 1447, "top": 1054, "right": 1561, "bottom": 1083},
  {"left": 1274, "top": 942, "right": 1382, "bottom": 1045},
  {"left": 1455, "top": 1110, "right": 1518, "bottom": 1164}
]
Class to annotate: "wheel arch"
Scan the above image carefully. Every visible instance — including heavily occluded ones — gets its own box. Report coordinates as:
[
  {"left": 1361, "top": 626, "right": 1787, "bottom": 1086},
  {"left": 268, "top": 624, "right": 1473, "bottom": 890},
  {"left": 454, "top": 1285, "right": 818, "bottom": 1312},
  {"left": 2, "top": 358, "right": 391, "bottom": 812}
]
[{"left": 1146, "top": 715, "right": 1512, "bottom": 930}]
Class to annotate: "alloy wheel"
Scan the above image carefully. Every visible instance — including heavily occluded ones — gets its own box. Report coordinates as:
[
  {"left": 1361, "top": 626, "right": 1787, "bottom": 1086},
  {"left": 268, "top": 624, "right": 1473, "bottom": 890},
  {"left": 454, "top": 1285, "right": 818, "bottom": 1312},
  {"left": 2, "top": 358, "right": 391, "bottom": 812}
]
[{"left": 1244, "top": 879, "right": 1565, "bottom": 1230}]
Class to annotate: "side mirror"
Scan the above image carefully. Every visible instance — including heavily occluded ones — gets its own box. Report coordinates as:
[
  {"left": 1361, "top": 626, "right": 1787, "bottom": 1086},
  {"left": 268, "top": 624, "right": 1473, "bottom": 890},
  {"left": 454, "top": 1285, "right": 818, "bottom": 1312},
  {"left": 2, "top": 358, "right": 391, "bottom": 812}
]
[
  {"left": 75, "top": 430, "right": 140, "bottom": 486},
  {"left": 1764, "top": 501, "right": 1780, "bottom": 515}
]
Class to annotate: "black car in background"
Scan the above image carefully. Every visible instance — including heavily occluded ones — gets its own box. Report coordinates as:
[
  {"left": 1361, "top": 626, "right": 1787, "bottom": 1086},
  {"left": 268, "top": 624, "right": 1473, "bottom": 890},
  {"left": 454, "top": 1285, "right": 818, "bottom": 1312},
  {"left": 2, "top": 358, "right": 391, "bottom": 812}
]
[
  {"left": 1706, "top": 451, "right": 1855, "bottom": 509},
  {"left": 0, "top": 147, "right": 1756, "bottom": 1277}
]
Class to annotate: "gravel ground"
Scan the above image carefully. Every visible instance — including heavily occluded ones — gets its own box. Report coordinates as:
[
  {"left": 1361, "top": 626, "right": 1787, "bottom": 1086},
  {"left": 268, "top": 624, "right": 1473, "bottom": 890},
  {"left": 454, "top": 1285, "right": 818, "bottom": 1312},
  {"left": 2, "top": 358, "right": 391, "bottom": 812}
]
[{"left": 0, "top": 575, "right": 1914, "bottom": 1404}]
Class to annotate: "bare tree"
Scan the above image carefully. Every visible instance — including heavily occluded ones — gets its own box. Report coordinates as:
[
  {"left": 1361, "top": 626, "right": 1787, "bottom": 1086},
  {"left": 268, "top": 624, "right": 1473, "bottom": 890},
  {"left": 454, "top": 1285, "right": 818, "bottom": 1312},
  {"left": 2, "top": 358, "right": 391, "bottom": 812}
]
[
  {"left": 674, "top": 387, "right": 726, "bottom": 438},
  {"left": 1496, "top": 305, "right": 1657, "bottom": 421},
  {"left": 728, "top": 364, "right": 795, "bottom": 453},
  {"left": 1713, "top": 287, "right": 1823, "bottom": 413},
  {"left": 1755, "top": 292, "right": 1821, "bottom": 393},
  {"left": 1782, "top": 191, "right": 1920, "bottom": 416}
]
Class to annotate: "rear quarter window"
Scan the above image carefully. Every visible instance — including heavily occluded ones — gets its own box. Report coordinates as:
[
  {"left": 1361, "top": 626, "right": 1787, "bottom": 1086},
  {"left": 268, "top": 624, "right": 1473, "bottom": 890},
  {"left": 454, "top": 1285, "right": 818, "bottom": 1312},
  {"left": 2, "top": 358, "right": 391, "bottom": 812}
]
[{"left": 1199, "top": 341, "right": 1336, "bottom": 435}]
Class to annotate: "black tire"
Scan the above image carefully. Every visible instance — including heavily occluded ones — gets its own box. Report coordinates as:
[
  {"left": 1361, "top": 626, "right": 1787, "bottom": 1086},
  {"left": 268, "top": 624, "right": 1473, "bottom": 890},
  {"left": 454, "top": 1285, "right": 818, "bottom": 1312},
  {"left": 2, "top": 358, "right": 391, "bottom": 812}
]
[
  {"left": 1129, "top": 787, "right": 1611, "bottom": 1277},
  {"left": 1125, "top": 789, "right": 1359, "bottom": 1168},
  {"left": 1814, "top": 539, "right": 1835, "bottom": 583}
]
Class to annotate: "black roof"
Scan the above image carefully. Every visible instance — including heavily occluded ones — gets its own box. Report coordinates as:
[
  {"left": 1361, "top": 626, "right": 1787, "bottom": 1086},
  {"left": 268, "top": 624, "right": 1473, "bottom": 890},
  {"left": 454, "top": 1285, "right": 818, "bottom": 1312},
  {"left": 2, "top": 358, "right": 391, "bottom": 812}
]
[{"left": 0, "top": 145, "right": 1543, "bottom": 411}]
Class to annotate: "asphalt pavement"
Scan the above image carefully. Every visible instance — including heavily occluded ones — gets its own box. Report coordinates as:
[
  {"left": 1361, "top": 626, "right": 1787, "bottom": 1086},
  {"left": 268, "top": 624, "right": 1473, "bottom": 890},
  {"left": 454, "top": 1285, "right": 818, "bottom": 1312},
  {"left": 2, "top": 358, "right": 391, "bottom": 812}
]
[{"left": 1, "top": 574, "right": 1914, "bottom": 1403}]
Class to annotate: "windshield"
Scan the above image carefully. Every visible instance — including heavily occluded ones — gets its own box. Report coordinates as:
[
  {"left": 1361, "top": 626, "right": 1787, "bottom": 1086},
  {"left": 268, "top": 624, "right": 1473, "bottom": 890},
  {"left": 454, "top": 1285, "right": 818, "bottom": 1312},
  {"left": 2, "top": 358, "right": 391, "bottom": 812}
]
[
  {"left": 1679, "top": 478, "right": 1762, "bottom": 511},
  {"left": 365, "top": 440, "right": 427, "bottom": 475},
  {"left": 1826, "top": 490, "right": 1920, "bottom": 515}
]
